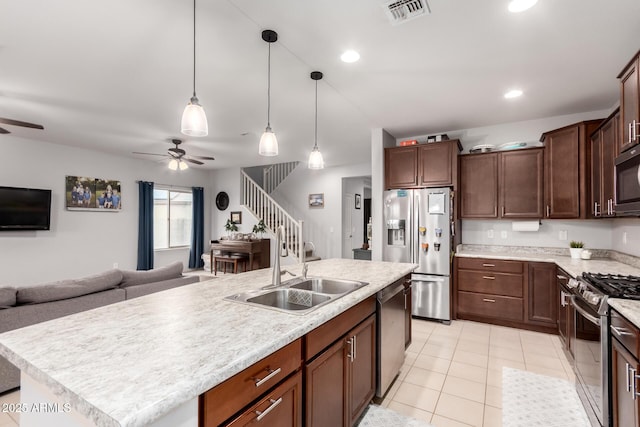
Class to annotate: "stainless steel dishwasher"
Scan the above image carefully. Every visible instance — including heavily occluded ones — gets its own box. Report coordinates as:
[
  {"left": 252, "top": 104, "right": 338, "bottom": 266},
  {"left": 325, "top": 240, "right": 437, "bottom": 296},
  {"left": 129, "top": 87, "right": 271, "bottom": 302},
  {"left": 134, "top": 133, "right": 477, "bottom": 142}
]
[{"left": 376, "top": 280, "right": 406, "bottom": 398}]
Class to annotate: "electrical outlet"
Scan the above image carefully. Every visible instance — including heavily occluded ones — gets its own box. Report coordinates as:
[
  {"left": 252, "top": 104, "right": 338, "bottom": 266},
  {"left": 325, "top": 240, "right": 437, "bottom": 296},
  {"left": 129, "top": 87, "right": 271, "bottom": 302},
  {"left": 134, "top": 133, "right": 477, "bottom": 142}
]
[
  {"left": 113, "top": 262, "right": 118, "bottom": 268},
  {"left": 487, "top": 229, "right": 494, "bottom": 239},
  {"left": 623, "top": 232, "right": 628, "bottom": 245},
  {"left": 559, "top": 230, "right": 568, "bottom": 241},
  {"left": 500, "top": 230, "right": 508, "bottom": 239}
]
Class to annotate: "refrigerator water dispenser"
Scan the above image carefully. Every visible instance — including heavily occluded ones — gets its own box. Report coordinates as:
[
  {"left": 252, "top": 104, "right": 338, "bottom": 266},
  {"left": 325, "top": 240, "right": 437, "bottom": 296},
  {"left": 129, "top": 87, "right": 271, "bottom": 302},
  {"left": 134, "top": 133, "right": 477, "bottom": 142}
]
[{"left": 386, "top": 219, "right": 406, "bottom": 246}]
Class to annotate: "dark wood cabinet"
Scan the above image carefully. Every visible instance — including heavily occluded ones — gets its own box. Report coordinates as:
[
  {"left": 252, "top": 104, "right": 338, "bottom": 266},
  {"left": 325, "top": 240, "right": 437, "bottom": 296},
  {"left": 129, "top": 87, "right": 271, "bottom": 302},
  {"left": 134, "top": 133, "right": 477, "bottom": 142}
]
[
  {"left": 556, "top": 268, "right": 574, "bottom": 357},
  {"left": 305, "top": 338, "right": 347, "bottom": 427},
  {"left": 459, "top": 153, "right": 499, "bottom": 218},
  {"left": 527, "top": 262, "right": 557, "bottom": 327},
  {"left": 541, "top": 120, "right": 603, "bottom": 219},
  {"left": 347, "top": 315, "right": 376, "bottom": 426},
  {"left": 611, "top": 308, "right": 640, "bottom": 427},
  {"left": 619, "top": 52, "right": 640, "bottom": 153},
  {"left": 590, "top": 110, "right": 620, "bottom": 218},
  {"left": 460, "top": 148, "right": 543, "bottom": 219},
  {"left": 385, "top": 140, "right": 461, "bottom": 190}
]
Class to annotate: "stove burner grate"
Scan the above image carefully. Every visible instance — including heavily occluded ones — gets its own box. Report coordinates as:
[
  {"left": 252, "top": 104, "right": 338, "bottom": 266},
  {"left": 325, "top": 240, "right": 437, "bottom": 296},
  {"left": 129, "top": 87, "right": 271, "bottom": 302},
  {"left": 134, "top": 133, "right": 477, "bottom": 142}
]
[{"left": 582, "top": 273, "right": 640, "bottom": 300}]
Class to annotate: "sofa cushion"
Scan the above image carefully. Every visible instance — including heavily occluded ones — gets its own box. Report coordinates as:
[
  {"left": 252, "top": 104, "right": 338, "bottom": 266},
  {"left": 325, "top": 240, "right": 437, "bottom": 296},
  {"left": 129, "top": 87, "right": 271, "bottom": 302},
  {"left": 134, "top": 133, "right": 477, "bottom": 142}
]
[
  {"left": 0, "top": 287, "right": 17, "bottom": 309},
  {"left": 16, "top": 269, "right": 124, "bottom": 305},
  {"left": 119, "top": 262, "right": 184, "bottom": 288}
]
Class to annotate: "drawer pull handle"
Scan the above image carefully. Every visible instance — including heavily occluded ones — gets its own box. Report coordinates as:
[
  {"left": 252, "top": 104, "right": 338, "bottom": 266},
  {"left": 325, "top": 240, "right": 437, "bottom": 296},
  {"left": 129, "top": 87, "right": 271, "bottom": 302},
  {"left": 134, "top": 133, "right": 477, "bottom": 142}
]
[
  {"left": 627, "top": 363, "right": 632, "bottom": 393},
  {"left": 254, "top": 367, "right": 282, "bottom": 387},
  {"left": 482, "top": 263, "right": 495, "bottom": 267},
  {"left": 482, "top": 298, "right": 496, "bottom": 303},
  {"left": 255, "top": 397, "right": 283, "bottom": 421},
  {"left": 611, "top": 326, "right": 633, "bottom": 337},
  {"left": 556, "top": 275, "right": 567, "bottom": 282},
  {"left": 632, "top": 367, "right": 639, "bottom": 401},
  {"left": 482, "top": 276, "right": 496, "bottom": 280}
]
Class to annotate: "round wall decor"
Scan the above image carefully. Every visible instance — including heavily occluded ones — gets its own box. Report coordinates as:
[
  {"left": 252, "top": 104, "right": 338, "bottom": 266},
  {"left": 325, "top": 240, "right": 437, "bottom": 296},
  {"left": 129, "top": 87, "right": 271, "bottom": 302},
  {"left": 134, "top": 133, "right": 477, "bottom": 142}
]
[{"left": 215, "top": 192, "right": 229, "bottom": 210}]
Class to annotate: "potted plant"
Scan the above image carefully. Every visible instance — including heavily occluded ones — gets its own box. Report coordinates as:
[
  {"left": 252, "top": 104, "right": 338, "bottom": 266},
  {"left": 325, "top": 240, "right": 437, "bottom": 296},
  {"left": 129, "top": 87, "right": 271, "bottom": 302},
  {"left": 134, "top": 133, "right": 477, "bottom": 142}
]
[
  {"left": 252, "top": 219, "right": 267, "bottom": 239},
  {"left": 569, "top": 241, "right": 584, "bottom": 259},
  {"left": 224, "top": 219, "right": 238, "bottom": 237}
]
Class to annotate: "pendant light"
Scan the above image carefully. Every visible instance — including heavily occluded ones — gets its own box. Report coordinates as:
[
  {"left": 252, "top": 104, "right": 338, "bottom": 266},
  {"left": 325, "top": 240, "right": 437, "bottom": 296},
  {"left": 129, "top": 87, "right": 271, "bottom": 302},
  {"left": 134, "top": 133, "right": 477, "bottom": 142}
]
[
  {"left": 181, "top": 0, "right": 208, "bottom": 137},
  {"left": 308, "top": 71, "right": 325, "bottom": 169},
  {"left": 258, "top": 30, "right": 278, "bottom": 156}
]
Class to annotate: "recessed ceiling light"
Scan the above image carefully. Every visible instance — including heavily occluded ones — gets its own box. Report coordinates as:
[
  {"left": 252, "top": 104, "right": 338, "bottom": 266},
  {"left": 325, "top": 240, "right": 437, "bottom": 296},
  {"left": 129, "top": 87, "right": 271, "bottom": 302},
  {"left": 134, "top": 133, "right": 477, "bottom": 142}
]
[
  {"left": 508, "top": 0, "right": 538, "bottom": 13},
  {"left": 341, "top": 50, "right": 360, "bottom": 63},
  {"left": 504, "top": 89, "right": 523, "bottom": 99}
]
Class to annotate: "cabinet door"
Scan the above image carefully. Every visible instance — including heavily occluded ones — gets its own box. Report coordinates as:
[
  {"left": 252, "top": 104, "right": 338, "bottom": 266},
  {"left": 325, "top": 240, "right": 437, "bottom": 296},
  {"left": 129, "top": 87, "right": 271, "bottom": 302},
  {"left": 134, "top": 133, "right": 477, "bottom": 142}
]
[
  {"left": 347, "top": 315, "right": 376, "bottom": 426},
  {"left": 385, "top": 147, "right": 418, "bottom": 189},
  {"left": 460, "top": 153, "right": 498, "bottom": 218},
  {"left": 620, "top": 57, "right": 640, "bottom": 153},
  {"left": 500, "top": 148, "right": 544, "bottom": 218},
  {"left": 225, "top": 372, "right": 303, "bottom": 427},
  {"left": 527, "top": 262, "right": 557, "bottom": 326},
  {"left": 590, "top": 130, "right": 603, "bottom": 217},
  {"left": 418, "top": 142, "right": 453, "bottom": 187},
  {"left": 611, "top": 338, "right": 640, "bottom": 427},
  {"left": 305, "top": 339, "right": 346, "bottom": 427},
  {"left": 601, "top": 114, "right": 619, "bottom": 216},
  {"left": 545, "top": 125, "right": 581, "bottom": 218}
]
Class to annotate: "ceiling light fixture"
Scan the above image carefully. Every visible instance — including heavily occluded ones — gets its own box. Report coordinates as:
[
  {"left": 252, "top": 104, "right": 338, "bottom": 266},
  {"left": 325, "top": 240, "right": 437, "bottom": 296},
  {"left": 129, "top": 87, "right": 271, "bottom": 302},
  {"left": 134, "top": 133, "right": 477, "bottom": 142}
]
[
  {"left": 508, "top": 0, "right": 538, "bottom": 13},
  {"left": 258, "top": 30, "right": 279, "bottom": 157},
  {"left": 340, "top": 50, "right": 360, "bottom": 63},
  {"left": 308, "top": 71, "right": 325, "bottom": 170},
  {"left": 168, "top": 158, "right": 189, "bottom": 171},
  {"left": 504, "top": 89, "right": 523, "bottom": 99},
  {"left": 181, "top": 0, "right": 208, "bottom": 137}
]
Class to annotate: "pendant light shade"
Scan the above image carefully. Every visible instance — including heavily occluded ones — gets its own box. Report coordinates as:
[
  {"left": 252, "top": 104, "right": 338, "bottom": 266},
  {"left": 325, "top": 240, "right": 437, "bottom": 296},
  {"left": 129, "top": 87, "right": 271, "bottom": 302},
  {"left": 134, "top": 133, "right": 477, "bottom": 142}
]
[
  {"left": 308, "top": 71, "right": 325, "bottom": 169},
  {"left": 181, "top": 0, "right": 208, "bottom": 137},
  {"left": 259, "top": 30, "right": 278, "bottom": 156}
]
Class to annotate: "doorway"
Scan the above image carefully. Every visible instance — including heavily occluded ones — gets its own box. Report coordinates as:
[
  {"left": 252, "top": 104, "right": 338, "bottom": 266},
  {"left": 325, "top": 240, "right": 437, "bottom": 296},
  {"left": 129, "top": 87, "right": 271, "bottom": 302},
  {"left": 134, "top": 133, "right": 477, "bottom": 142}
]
[{"left": 341, "top": 176, "right": 372, "bottom": 258}]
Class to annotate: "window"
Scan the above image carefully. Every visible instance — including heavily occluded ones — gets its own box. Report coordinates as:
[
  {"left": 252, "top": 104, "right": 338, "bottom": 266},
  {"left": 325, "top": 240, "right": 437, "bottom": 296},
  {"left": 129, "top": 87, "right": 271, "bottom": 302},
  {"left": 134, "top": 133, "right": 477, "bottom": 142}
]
[{"left": 153, "top": 188, "right": 192, "bottom": 249}]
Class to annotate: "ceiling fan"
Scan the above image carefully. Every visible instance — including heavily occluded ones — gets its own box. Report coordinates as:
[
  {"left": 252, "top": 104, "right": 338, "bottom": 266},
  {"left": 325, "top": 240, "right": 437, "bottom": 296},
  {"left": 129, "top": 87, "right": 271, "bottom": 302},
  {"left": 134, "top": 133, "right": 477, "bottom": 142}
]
[
  {"left": 0, "top": 117, "right": 44, "bottom": 134},
  {"left": 133, "top": 139, "right": 215, "bottom": 169}
]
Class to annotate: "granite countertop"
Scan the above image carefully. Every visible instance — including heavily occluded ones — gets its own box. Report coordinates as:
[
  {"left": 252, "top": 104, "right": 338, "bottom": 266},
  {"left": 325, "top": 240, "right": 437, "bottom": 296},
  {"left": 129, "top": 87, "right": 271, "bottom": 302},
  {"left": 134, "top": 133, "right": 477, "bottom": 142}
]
[{"left": 0, "top": 259, "right": 415, "bottom": 427}]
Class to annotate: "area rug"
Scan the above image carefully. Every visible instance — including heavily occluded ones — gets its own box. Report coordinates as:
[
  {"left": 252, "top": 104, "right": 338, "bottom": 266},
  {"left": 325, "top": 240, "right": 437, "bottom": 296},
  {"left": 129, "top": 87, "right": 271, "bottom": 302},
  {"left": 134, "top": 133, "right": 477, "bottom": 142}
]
[
  {"left": 357, "top": 404, "right": 434, "bottom": 427},
  {"left": 502, "top": 367, "right": 590, "bottom": 427}
]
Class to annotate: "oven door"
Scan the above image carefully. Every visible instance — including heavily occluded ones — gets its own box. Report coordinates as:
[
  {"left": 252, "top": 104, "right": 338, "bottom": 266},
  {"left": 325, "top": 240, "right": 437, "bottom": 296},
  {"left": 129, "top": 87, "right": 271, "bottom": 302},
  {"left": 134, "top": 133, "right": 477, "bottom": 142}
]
[{"left": 571, "top": 295, "right": 607, "bottom": 427}]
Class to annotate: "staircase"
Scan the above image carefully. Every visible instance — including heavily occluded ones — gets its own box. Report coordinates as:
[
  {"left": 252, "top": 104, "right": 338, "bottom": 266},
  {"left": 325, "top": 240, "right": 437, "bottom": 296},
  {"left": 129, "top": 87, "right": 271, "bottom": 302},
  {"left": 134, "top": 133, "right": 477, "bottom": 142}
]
[
  {"left": 242, "top": 170, "right": 304, "bottom": 262},
  {"left": 263, "top": 161, "right": 299, "bottom": 194}
]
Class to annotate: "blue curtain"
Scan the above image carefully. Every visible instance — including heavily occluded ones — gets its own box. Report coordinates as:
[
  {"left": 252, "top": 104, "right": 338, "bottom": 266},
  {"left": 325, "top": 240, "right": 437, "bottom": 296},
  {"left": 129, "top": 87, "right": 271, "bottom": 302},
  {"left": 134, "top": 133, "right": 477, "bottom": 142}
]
[
  {"left": 137, "top": 181, "right": 154, "bottom": 270},
  {"left": 189, "top": 186, "right": 204, "bottom": 269}
]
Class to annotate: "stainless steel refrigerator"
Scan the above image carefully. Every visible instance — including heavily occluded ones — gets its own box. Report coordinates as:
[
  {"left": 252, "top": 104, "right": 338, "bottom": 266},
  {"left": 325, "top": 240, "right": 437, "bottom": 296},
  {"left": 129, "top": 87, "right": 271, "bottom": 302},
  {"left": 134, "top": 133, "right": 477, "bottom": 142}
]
[{"left": 382, "top": 188, "right": 453, "bottom": 322}]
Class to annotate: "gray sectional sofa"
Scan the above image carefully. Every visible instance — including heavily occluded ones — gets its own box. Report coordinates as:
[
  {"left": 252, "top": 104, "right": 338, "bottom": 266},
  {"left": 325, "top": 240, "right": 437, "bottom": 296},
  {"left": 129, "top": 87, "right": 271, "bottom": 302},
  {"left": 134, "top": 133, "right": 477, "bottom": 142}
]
[{"left": 0, "top": 262, "right": 199, "bottom": 393}]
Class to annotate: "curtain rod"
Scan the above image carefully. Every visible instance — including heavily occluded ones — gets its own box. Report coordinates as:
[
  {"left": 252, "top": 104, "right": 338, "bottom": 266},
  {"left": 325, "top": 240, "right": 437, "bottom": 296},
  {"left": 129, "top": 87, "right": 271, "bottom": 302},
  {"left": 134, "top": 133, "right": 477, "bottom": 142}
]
[{"left": 135, "top": 181, "right": 196, "bottom": 191}]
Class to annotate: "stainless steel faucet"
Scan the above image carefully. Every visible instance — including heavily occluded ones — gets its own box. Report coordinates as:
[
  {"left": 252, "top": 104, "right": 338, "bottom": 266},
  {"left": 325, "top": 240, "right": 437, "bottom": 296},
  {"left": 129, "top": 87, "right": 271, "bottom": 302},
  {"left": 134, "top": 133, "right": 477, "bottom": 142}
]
[
  {"left": 301, "top": 242, "right": 309, "bottom": 279},
  {"left": 271, "top": 225, "right": 289, "bottom": 287}
]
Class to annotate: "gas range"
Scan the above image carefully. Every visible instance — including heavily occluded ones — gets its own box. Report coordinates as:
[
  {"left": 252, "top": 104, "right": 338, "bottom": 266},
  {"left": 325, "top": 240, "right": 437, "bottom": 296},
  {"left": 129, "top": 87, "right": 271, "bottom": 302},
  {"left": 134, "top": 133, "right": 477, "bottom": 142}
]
[{"left": 569, "top": 272, "right": 640, "bottom": 315}]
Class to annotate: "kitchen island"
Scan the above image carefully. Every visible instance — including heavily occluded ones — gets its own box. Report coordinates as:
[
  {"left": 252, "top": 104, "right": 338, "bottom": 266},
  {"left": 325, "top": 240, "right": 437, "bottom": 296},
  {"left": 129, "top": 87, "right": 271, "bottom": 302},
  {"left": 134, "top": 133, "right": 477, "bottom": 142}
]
[{"left": 0, "top": 259, "right": 415, "bottom": 427}]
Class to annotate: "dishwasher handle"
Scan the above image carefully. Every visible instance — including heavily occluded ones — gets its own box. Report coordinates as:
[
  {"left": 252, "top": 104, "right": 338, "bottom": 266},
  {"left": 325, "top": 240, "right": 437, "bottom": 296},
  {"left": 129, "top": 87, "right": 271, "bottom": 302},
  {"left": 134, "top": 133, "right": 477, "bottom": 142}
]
[{"left": 377, "top": 282, "right": 405, "bottom": 304}]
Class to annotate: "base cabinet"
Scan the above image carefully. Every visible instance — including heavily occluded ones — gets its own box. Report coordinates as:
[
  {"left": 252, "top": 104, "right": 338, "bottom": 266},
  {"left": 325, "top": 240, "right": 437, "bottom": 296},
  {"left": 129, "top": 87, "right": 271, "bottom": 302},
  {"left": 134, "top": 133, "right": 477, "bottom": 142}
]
[
  {"left": 556, "top": 268, "right": 574, "bottom": 357},
  {"left": 611, "top": 308, "right": 640, "bottom": 427},
  {"left": 527, "top": 262, "right": 557, "bottom": 326}
]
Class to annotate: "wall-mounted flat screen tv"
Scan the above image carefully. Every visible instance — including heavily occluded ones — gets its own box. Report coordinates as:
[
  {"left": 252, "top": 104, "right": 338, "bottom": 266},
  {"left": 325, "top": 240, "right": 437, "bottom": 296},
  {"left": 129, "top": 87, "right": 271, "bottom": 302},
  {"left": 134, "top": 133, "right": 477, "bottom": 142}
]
[{"left": 0, "top": 186, "right": 52, "bottom": 230}]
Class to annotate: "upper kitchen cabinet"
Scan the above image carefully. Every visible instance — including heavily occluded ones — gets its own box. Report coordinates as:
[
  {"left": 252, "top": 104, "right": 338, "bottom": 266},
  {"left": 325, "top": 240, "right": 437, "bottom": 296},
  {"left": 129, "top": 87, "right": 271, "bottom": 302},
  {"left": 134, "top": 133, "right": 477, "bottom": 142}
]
[
  {"left": 618, "top": 51, "right": 640, "bottom": 153},
  {"left": 384, "top": 139, "right": 461, "bottom": 190},
  {"left": 590, "top": 109, "right": 620, "bottom": 218},
  {"left": 540, "top": 120, "right": 603, "bottom": 219},
  {"left": 459, "top": 148, "right": 543, "bottom": 219}
]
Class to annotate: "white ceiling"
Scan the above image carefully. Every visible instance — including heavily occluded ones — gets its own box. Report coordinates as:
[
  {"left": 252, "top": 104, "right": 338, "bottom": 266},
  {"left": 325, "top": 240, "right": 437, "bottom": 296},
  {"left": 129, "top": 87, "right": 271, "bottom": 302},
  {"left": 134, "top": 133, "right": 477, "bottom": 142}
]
[{"left": 1, "top": 0, "right": 639, "bottom": 169}]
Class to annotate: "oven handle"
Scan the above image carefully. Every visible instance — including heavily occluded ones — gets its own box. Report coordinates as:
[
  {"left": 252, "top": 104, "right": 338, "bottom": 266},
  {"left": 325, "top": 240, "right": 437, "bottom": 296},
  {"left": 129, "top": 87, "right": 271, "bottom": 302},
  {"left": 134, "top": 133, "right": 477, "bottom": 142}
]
[{"left": 570, "top": 295, "right": 600, "bottom": 326}]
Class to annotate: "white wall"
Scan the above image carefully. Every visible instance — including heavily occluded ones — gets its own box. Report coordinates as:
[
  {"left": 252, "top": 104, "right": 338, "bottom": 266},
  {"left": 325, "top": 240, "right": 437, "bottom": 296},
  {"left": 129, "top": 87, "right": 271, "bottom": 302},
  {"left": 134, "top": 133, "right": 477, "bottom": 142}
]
[
  {"left": 612, "top": 218, "right": 640, "bottom": 257},
  {"left": 371, "top": 128, "right": 396, "bottom": 261},
  {"left": 0, "top": 136, "right": 211, "bottom": 285}
]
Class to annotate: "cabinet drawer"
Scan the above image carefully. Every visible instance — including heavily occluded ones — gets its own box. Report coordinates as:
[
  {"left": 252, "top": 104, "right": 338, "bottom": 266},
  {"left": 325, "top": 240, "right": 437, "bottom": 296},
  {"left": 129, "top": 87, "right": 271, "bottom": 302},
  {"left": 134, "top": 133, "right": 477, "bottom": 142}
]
[
  {"left": 201, "top": 339, "right": 302, "bottom": 427},
  {"left": 458, "top": 291, "right": 523, "bottom": 321},
  {"left": 611, "top": 309, "right": 639, "bottom": 358},
  {"left": 224, "top": 371, "right": 302, "bottom": 427},
  {"left": 457, "top": 270, "right": 523, "bottom": 297},
  {"left": 305, "top": 296, "right": 376, "bottom": 360},
  {"left": 457, "top": 257, "right": 524, "bottom": 274}
]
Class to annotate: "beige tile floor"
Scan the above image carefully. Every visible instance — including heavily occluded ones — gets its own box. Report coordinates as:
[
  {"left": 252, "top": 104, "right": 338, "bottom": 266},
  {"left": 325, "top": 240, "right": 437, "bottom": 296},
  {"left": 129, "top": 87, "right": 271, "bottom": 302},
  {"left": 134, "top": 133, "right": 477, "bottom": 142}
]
[
  {"left": 379, "top": 318, "right": 574, "bottom": 427},
  {"left": 0, "top": 319, "right": 572, "bottom": 427}
]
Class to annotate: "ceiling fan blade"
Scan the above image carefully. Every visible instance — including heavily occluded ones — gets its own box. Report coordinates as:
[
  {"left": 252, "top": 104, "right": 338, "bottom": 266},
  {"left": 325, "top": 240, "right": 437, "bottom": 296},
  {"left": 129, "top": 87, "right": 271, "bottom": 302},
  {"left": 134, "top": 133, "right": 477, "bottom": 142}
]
[
  {"left": 132, "top": 151, "right": 167, "bottom": 157},
  {"left": 0, "top": 127, "right": 9, "bottom": 134},
  {"left": 189, "top": 155, "right": 215, "bottom": 160},
  {"left": 183, "top": 158, "right": 204, "bottom": 165},
  {"left": 0, "top": 118, "right": 44, "bottom": 130}
]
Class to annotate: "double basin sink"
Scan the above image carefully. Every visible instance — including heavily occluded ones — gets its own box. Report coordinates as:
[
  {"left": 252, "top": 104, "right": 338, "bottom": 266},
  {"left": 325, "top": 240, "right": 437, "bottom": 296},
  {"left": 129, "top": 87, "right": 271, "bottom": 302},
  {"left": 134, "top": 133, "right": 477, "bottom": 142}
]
[{"left": 224, "top": 277, "right": 369, "bottom": 315}]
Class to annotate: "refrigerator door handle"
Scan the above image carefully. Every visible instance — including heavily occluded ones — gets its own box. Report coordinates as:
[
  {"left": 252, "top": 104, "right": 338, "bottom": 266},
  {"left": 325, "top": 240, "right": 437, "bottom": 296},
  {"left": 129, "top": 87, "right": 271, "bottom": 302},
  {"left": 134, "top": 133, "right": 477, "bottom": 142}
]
[{"left": 413, "top": 192, "right": 420, "bottom": 264}]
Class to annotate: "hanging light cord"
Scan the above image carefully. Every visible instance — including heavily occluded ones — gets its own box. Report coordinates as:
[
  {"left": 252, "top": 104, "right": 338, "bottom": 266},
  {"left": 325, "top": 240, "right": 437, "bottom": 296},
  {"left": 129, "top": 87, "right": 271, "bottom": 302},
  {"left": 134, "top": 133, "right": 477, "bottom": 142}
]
[
  {"left": 314, "top": 80, "right": 318, "bottom": 149},
  {"left": 192, "top": 0, "right": 196, "bottom": 97},
  {"left": 267, "top": 42, "right": 271, "bottom": 127}
]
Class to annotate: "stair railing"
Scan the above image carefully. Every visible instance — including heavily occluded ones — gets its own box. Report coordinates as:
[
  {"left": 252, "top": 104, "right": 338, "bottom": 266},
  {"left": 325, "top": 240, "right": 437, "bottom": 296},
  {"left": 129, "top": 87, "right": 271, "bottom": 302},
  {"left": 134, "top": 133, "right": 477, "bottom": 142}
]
[{"left": 263, "top": 161, "right": 299, "bottom": 194}]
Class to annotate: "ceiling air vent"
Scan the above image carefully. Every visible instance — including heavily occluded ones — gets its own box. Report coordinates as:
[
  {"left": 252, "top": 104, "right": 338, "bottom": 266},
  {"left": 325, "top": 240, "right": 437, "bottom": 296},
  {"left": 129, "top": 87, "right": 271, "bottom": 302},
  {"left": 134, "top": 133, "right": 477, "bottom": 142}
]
[{"left": 383, "top": 0, "right": 431, "bottom": 25}]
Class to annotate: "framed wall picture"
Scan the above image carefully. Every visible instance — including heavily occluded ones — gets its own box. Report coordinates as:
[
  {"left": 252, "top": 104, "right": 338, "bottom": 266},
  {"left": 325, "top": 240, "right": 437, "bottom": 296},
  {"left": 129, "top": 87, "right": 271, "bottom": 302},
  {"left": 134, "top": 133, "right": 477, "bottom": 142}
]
[
  {"left": 230, "top": 211, "right": 242, "bottom": 224},
  {"left": 355, "top": 193, "right": 361, "bottom": 209},
  {"left": 65, "top": 176, "right": 121, "bottom": 211},
  {"left": 309, "top": 193, "right": 324, "bottom": 208}
]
